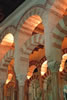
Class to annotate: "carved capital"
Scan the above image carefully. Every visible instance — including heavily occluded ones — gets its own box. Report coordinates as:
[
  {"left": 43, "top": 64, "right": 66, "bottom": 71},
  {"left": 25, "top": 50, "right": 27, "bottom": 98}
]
[
  {"left": 48, "top": 61, "right": 60, "bottom": 72},
  {"left": 16, "top": 74, "right": 27, "bottom": 86}
]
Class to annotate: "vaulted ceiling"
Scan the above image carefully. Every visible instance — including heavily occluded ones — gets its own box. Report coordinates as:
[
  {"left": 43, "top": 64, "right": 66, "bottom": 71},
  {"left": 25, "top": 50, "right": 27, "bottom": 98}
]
[{"left": 0, "top": 0, "right": 25, "bottom": 23}]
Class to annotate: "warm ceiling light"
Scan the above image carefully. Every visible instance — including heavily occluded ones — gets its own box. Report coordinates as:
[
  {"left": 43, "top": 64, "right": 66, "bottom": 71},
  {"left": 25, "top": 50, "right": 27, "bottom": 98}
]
[
  {"left": 41, "top": 60, "right": 48, "bottom": 76},
  {"left": 41, "top": 72, "right": 45, "bottom": 76},
  {"left": 27, "top": 75, "right": 31, "bottom": 80},
  {"left": 5, "top": 73, "right": 13, "bottom": 84},
  {"left": 6, "top": 79, "right": 10, "bottom": 84},
  {"left": 1, "top": 33, "right": 14, "bottom": 45},
  {"left": 59, "top": 65, "right": 64, "bottom": 72}
]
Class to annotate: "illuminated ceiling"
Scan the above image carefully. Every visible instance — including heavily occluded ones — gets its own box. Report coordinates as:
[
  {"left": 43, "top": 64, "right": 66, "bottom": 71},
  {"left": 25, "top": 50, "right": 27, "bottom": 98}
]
[{"left": 1, "top": 33, "right": 14, "bottom": 46}]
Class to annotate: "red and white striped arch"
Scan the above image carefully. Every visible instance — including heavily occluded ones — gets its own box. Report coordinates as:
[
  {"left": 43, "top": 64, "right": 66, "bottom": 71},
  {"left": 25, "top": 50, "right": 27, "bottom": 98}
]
[
  {"left": 16, "top": 34, "right": 44, "bottom": 78},
  {"left": 0, "top": 49, "right": 14, "bottom": 69},
  {"left": 20, "top": 34, "right": 44, "bottom": 62},
  {"left": 16, "top": 6, "right": 45, "bottom": 49},
  {"left": 51, "top": 15, "right": 67, "bottom": 62},
  {"left": 0, "top": 49, "right": 14, "bottom": 82},
  {"left": 17, "top": 6, "right": 45, "bottom": 31}
]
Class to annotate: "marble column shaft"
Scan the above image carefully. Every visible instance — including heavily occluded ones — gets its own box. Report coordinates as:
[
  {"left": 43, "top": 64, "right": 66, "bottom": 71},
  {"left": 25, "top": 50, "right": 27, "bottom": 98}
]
[
  {"left": 0, "top": 83, "right": 4, "bottom": 100},
  {"left": 17, "top": 74, "right": 27, "bottom": 100},
  {"left": 48, "top": 61, "right": 60, "bottom": 100}
]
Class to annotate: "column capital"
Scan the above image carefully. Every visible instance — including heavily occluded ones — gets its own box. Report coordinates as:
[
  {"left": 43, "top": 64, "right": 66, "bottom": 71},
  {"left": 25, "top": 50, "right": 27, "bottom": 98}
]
[
  {"left": 48, "top": 61, "right": 60, "bottom": 72},
  {"left": 16, "top": 74, "right": 27, "bottom": 86}
]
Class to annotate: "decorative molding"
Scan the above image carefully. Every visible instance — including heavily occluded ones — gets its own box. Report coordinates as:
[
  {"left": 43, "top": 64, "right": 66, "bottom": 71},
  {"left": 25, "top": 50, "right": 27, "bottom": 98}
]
[
  {"left": 20, "top": 34, "right": 44, "bottom": 62},
  {"left": 16, "top": 74, "right": 27, "bottom": 86},
  {"left": 0, "top": 49, "right": 14, "bottom": 72}
]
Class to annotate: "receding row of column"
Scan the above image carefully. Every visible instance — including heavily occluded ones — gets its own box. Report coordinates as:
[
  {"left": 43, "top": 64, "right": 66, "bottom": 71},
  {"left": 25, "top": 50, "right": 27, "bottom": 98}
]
[
  {"left": 0, "top": 64, "right": 65, "bottom": 100},
  {"left": 0, "top": 81, "right": 4, "bottom": 100},
  {"left": 16, "top": 62, "right": 60, "bottom": 100}
]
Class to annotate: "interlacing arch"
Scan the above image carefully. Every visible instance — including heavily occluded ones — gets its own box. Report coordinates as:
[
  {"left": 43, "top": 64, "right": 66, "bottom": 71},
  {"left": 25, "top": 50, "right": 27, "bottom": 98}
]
[
  {"left": 27, "top": 56, "right": 50, "bottom": 80},
  {"left": 20, "top": 34, "right": 44, "bottom": 61},
  {"left": 0, "top": 49, "right": 14, "bottom": 70},
  {"left": 24, "top": 57, "right": 50, "bottom": 100}
]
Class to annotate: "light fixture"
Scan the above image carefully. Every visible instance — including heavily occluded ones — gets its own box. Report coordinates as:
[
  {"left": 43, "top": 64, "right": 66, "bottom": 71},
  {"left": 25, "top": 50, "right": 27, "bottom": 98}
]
[
  {"left": 41, "top": 60, "right": 48, "bottom": 76},
  {"left": 5, "top": 73, "right": 13, "bottom": 84},
  {"left": 1, "top": 33, "right": 14, "bottom": 46}
]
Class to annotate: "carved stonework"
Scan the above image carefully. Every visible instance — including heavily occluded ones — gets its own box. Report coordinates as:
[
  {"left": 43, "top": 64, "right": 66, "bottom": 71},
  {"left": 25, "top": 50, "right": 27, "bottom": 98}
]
[
  {"left": 16, "top": 74, "right": 27, "bottom": 86},
  {"left": 0, "top": 81, "right": 4, "bottom": 100}
]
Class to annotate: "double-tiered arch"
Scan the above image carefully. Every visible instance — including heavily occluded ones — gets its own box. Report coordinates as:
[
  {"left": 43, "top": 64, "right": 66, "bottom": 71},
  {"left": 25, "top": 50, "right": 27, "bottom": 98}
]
[
  {"left": 0, "top": 49, "right": 14, "bottom": 82},
  {"left": 51, "top": 15, "right": 67, "bottom": 63}
]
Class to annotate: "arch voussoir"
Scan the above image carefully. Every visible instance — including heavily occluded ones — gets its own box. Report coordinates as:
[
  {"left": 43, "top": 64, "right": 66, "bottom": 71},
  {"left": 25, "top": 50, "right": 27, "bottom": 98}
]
[
  {"left": 0, "top": 49, "right": 14, "bottom": 69},
  {"left": 20, "top": 34, "right": 44, "bottom": 61}
]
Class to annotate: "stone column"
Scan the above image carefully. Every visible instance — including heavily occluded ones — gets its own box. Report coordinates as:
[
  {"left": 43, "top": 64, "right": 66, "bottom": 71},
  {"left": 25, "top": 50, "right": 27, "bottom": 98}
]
[
  {"left": 48, "top": 61, "right": 60, "bottom": 100},
  {"left": 33, "top": 82, "right": 37, "bottom": 100},
  {"left": 29, "top": 84, "right": 32, "bottom": 100},
  {"left": 18, "top": 85, "right": 24, "bottom": 100},
  {"left": 13, "top": 88, "right": 15, "bottom": 100},
  {"left": 17, "top": 74, "right": 27, "bottom": 100},
  {"left": 32, "top": 80, "right": 42, "bottom": 100},
  {"left": 0, "top": 82, "right": 4, "bottom": 100},
  {"left": 10, "top": 88, "right": 15, "bottom": 100},
  {"left": 43, "top": 75, "right": 52, "bottom": 100}
]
